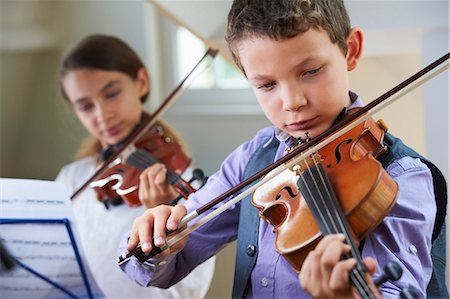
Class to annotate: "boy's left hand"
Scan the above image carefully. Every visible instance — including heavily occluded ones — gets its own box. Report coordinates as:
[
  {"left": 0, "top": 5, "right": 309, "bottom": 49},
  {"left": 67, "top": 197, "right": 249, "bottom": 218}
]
[{"left": 299, "top": 234, "right": 381, "bottom": 299}]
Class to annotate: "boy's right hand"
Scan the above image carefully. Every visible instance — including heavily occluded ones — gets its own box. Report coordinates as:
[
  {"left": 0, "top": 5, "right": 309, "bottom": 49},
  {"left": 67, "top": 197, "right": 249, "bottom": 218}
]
[{"left": 127, "top": 204, "right": 188, "bottom": 257}]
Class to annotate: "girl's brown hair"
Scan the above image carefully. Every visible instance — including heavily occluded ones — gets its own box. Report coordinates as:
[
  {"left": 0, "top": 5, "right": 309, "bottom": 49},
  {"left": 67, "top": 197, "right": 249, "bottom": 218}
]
[{"left": 59, "top": 34, "right": 149, "bottom": 159}]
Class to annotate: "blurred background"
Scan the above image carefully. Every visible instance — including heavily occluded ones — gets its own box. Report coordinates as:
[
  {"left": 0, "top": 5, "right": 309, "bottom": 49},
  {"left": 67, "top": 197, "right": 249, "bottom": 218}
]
[{"left": 1, "top": 0, "right": 448, "bottom": 297}]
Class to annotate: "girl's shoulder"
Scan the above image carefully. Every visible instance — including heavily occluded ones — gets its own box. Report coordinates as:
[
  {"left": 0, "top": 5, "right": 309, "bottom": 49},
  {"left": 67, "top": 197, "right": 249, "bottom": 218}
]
[{"left": 56, "top": 156, "right": 97, "bottom": 191}]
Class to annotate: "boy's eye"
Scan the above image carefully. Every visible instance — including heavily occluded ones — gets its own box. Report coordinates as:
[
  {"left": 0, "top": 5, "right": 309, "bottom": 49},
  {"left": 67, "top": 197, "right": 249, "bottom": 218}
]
[
  {"left": 257, "top": 82, "right": 276, "bottom": 90},
  {"left": 302, "top": 67, "right": 322, "bottom": 77}
]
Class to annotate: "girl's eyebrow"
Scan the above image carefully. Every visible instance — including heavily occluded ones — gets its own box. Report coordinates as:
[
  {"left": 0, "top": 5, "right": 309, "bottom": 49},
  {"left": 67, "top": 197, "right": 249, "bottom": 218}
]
[
  {"left": 73, "top": 80, "right": 121, "bottom": 104},
  {"left": 99, "top": 80, "right": 120, "bottom": 92}
]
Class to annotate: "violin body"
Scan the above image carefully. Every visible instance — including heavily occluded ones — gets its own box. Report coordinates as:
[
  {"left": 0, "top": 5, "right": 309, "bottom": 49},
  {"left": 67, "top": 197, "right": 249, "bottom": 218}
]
[
  {"left": 252, "top": 116, "right": 399, "bottom": 272},
  {"left": 90, "top": 117, "right": 192, "bottom": 207}
]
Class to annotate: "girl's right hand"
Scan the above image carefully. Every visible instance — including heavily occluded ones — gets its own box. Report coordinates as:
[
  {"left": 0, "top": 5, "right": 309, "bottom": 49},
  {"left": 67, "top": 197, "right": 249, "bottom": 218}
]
[{"left": 127, "top": 204, "right": 188, "bottom": 257}]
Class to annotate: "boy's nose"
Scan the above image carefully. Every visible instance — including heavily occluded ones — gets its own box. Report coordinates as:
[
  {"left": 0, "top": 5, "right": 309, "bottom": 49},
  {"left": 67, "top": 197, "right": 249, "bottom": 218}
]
[{"left": 281, "top": 85, "right": 307, "bottom": 111}]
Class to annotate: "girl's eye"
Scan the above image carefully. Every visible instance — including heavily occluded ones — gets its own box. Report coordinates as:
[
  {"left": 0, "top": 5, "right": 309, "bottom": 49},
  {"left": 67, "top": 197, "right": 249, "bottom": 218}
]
[
  {"left": 105, "top": 90, "right": 121, "bottom": 99},
  {"left": 78, "top": 103, "right": 94, "bottom": 112},
  {"left": 303, "top": 67, "right": 322, "bottom": 77},
  {"left": 257, "top": 82, "right": 276, "bottom": 90}
]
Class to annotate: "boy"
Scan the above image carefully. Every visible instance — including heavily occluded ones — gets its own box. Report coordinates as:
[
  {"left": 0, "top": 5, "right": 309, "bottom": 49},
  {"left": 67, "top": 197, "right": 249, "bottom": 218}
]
[{"left": 119, "top": 1, "right": 440, "bottom": 297}]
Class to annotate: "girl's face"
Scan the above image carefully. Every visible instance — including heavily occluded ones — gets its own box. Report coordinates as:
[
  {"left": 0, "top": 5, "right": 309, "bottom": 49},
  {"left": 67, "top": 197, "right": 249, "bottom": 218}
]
[
  {"left": 62, "top": 68, "right": 149, "bottom": 147},
  {"left": 237, "top": 28, "right": 361, "bottom": 139}
]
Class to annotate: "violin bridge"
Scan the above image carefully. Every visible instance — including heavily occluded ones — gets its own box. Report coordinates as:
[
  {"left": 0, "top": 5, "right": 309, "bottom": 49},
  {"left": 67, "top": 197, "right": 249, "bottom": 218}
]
[
  {"left": 290, "top": 153, "right": 322, "bottom": 176},
  {"left": 117, "top": 144, "right": 137, "bottom": 164}
]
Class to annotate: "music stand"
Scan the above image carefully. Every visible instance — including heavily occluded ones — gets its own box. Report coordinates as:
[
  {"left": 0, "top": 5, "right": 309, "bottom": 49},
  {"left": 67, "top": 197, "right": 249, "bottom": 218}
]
[
  {"left": 0, "top": 218, "right": 101, "bottom": 298},
  {"left": 0, "top": 178, "right": 104, "bottom": 299}
]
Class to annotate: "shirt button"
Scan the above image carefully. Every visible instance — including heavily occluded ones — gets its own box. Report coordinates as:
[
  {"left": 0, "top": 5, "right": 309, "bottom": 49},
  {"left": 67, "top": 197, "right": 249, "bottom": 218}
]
[
  {"left": 260, "top": 277, "right": 269, "bottom": 287},
  {"left": 246, "top": 244, "right": 256, "bottom": 257},
  {"left": 409, "top": 245, "right": 418, "bottom": 255},
  {"left": 158, "top": 260, "right": 167, "bottom": 266}
]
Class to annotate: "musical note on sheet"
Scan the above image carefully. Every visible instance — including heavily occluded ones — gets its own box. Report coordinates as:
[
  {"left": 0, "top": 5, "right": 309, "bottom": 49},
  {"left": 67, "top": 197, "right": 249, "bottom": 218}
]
[{"left": 0, "top": 178, "right": 103, "bottom": 299}]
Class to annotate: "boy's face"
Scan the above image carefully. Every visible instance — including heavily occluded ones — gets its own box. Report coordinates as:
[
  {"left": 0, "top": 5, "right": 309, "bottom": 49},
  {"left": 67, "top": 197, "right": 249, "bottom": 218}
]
[{"left": 238, "top": 28, "right": 355, "bottom": 139}]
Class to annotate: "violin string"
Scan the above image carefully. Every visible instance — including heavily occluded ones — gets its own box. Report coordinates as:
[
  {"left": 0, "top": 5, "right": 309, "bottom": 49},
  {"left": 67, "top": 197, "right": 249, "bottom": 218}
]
[
  {"left": 299, "top": 158, "right": 371, "bottom": 298},
  {"left": 297, "top": 159, "right": 367, "bottom": 297},
  {"left": 298, "top": 159, "right": 335, "bottom": 235},
  {"left": 309, "top": 155, "right": 365, "bottom": 262},
  {"left": 309, "top": 155, "right": 373, "bottom": 298},
  {"left": 297, "top": 156, "right": 373, "bottom": 298},
  {"left": 128, "top": 150, "right": 181, "bottom": 185}
]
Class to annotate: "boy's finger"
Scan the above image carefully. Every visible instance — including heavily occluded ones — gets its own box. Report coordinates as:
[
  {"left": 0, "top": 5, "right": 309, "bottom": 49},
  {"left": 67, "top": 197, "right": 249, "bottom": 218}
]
[
  {"left": 138, "top": 214, "right": 154, "bottom": 253},
  {"left": 313, "top": 234, "right": 346, "bottom": 256},
  {"left": 153, "top": 207, "right": 171, "bottom": 247},
  {"left": 329, "top": 258, "right": 357, "bottom": 292},
  {"left": 127, "top": 223, "right": 140, "bottom": 251},
  {"left": 167, "top": 204, "right": 187, "bottom": 231}
]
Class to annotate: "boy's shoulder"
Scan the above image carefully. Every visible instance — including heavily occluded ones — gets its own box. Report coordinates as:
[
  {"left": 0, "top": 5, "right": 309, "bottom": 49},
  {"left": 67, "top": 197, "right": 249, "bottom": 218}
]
[
  {"left": 224, "top": 126, "right": 277, "bottom": 172},
  {"left": 254, "top": 126, "right": 277, "bottom": 142},
  {"left": 240, "top": 126, "right": 277, "bottom": 153}
]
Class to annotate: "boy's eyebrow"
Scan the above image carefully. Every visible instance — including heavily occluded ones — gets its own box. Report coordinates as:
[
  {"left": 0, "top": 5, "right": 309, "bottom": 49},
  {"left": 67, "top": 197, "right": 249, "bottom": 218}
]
[
  {"left": 73, "top": 80, "right": 120, "bottom": 104},
  {"left": 249, "top": 56, "right": 322, "bottom": 81}
]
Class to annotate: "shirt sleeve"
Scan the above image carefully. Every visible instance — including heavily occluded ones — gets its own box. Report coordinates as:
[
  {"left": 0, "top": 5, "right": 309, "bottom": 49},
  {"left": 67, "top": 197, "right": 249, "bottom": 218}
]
[
  {"left": 362, "top": 156, "right": 436, "bottom": 298},
  {"left": 117, "top": 127, "right": 276, "bottom": 289}
]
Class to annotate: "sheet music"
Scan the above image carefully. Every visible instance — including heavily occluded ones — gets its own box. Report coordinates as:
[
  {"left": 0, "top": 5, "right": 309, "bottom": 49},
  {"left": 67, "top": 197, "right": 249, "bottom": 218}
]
[{"left": 0, "top": 178, "right": 104, "bottom": 299}]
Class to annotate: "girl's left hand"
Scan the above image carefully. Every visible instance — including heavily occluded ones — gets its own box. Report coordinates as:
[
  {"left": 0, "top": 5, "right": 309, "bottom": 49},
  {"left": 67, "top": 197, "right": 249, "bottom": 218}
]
[
  {"left": 138, "top": 163, "right": 179, "bottom": 209},
  {"left": 299, "top": 234, "right": 381, "bottom": 299}
]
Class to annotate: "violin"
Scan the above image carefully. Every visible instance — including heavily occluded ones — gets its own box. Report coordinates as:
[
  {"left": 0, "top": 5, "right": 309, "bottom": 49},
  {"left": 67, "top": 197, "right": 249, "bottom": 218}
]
[
  {"left": 252, "top": 113, "right": 397, "bottom": 271},
  {"left": 252, "top": 113, "right": 398, "bottom": 298},
  {"left": 89, "top": 113, "right": 202, "bottom": 208}
]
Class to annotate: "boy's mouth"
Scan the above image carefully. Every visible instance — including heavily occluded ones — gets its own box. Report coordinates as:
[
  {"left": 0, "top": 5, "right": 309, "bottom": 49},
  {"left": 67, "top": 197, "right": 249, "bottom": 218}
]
[{"left": 287, "top": 117, "right": 317, "bottom": 131}]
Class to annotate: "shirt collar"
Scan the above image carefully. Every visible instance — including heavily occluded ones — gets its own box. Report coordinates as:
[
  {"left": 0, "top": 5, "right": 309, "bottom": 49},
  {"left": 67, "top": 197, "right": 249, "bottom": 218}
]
[{"left": 274, "top": 91, "right": 364, "bottom": 147}]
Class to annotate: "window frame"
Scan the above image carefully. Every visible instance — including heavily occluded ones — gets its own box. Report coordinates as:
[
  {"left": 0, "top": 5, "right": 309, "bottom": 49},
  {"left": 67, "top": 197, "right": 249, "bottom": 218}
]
[{"left": 160, "top": 17, "right": 262, "bottom": 116}]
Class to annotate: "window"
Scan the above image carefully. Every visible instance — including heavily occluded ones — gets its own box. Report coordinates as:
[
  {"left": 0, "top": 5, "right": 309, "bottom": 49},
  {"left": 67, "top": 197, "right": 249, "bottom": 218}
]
[
  {"left": 163, "top": 20, "right": 261, "bottom": 115},
  {"left": 175, "top": 27, "right": 249, "bottom": 90}
]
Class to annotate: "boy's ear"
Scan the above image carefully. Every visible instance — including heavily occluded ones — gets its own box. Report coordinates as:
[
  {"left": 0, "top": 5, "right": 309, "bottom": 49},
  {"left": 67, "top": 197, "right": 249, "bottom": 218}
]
[
  {"left": 137, "top": 67, "right": 150, "bottom": 96},
  {"left": 346, "top": 27, "right": 364, "bottom": 71}
]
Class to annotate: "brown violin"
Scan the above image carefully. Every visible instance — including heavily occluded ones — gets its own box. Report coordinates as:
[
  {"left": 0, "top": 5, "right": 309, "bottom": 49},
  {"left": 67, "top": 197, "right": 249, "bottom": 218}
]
[
  {"left": 252, "top": 113, "right": 398, "bottom": 298},
  {"left": 89, "top": 113, "right": 201, "bottom": 207},
  {"left": 252, "top": 113, "right": 397, "bottom": 271}
]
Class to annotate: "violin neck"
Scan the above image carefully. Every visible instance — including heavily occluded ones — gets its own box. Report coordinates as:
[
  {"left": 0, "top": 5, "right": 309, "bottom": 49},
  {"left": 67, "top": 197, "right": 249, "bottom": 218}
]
[
  {"left": 126, "top": 149, "right": 182, "bottom": 186},
  {"left": 296, "top": 162, "right": 376, "bottom": 299}
]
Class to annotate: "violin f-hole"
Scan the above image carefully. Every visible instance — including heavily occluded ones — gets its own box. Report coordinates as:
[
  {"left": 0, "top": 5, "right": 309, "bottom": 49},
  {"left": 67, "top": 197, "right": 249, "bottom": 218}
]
[
  {"left": 326, "top": 138, "right": 352, "bottom": 168},
  {"left": 275, "top": 186, "right": 298, "bottom": 200}
]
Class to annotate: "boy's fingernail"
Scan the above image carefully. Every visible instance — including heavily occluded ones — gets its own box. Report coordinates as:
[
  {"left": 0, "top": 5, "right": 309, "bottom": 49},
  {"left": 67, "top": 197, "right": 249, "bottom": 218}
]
[
  {"left": 142, "top": 242, "right": 151, "bottom": 251},
  {"left": 168, "top": 221, "right": 177, "bottom": 231},
  {"left": 155, "top": 236, "right": 164, "bottom": 245}
]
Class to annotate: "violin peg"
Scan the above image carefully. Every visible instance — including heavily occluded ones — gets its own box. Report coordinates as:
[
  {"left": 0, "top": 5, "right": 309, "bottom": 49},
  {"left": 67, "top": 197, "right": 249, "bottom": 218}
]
[
  {"left": 191, "top": 168, "right": 206, "bottom": 183},
  {"left": 376, "top": 119, "right": 389, "bottom": 133},
  {"left": 400, "top": 285, "right": 420, "bottom": 299},
  {"left": 374, "top": 261, "right": 403, "bottom": 286}
]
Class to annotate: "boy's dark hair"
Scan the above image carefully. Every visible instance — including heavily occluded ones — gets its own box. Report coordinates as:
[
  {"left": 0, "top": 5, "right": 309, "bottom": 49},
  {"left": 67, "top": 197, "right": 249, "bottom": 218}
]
[
  {"left": 225, "top": 0, "right": 351, "bottom": 73},
  {"left": 59, "top": 34, "right": 149, "bottom": 103}
]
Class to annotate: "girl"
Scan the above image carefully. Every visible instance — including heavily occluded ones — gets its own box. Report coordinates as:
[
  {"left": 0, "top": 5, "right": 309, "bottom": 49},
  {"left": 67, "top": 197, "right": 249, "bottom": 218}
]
[{"left": 56, "top": 34, "right": 215, "bottom": 298}]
